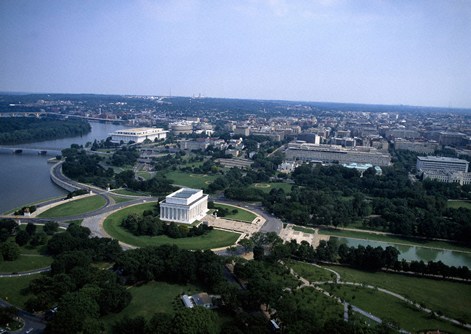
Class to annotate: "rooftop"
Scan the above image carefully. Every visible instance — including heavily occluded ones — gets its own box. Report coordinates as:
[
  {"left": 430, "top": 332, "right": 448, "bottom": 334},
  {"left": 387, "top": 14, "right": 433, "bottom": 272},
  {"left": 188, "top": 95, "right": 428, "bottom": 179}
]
[{"left": 172, "top": 189, "right": 200, "bottom": 198}]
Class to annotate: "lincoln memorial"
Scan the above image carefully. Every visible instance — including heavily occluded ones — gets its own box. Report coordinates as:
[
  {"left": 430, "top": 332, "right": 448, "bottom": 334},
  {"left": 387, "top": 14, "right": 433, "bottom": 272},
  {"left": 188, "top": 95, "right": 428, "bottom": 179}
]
[{"left": 160, "top": 188, "right": 208, "bottom": 224}]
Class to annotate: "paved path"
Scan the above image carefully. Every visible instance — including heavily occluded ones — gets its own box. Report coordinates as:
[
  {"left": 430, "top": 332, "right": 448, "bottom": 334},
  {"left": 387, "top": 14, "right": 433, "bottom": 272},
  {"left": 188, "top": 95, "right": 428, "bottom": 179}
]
[{"left": 288, "top": 262, "right": 471, "bottom": 331}]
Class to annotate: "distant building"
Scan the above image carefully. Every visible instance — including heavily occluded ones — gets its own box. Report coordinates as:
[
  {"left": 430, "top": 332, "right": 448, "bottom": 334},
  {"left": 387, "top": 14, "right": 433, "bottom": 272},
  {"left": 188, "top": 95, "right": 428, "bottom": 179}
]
[
  {"left": 160, "top": 188, "right": 208, "bottom": 225},
  {"left": 422, "top": 170, "right": 471, "bottom": 185},
  {"left": 285, "top": 142, "right": 391, "bottom": 166},
  {"left": 341, "top": 163, "right": 382, "bottom": 176},
  {"left": 182, "top": 293, "right": 214, "bottom": 308},
  {"left": 109, "top": 127, "right": 167, "bottom": 144},
  {"left": 416, "top": 156, "right": 469, "bottom": 173}
]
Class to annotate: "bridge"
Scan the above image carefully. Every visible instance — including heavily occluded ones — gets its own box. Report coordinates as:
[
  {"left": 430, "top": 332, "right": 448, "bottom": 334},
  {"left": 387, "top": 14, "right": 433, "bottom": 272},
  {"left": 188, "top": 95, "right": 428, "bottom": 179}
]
[
  {"left": 0, "top": 111, "right": 47, "bottom": 117},
  {"left": 0, "top": 146, "right": 65, "bottom": 153}
]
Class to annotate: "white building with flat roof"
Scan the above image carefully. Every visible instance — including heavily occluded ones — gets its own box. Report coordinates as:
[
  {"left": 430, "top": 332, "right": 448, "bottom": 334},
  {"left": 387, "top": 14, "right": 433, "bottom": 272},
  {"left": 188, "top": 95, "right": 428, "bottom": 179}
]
[
  {"left": 160, "top": 188, "right": 208, "bottom": 224},
  {"left": 416, "top": 156, "right": 469, "bottom": 173},
  {"left": 109, "top": 127, "right": 168, "bottom": 144}
]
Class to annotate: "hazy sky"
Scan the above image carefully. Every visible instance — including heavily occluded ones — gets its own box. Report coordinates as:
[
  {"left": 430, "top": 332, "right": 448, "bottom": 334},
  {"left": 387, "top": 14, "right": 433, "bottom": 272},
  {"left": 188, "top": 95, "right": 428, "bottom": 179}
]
[{"left": 1, "top": 0, "right": 470, "bottom": 108}]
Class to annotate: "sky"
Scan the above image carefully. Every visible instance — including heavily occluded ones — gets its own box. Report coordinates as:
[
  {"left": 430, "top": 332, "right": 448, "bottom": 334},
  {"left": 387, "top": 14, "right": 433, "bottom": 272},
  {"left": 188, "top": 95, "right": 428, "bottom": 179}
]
[{"left": 0, "top": 0, "right": 470, "bottom": 108}]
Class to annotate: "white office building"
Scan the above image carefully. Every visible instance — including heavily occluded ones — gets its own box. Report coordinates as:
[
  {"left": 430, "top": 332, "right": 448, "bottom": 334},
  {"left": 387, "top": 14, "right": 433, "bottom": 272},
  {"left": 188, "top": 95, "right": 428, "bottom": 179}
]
[
  {"left": 109, "top": 127, "right": 168, "bottom": 144},
  {"left": 160, "top": 188, "right": 208, "bottom": 224},
  {"left": 416, "top": 156, "right": 469, "bottom": 173}
]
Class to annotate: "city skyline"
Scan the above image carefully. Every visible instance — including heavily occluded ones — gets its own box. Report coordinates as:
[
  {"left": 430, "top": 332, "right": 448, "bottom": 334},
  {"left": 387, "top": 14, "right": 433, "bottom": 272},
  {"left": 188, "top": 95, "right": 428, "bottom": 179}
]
[{"left": 1, "top": 0, "right": 470, "bottom": 109}]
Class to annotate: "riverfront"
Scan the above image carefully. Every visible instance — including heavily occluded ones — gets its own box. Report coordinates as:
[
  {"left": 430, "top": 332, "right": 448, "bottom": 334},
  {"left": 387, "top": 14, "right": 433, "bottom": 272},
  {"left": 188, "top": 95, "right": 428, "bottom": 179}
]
[{"left": 0, "top": 122, "right": 126, "bottom": 214}]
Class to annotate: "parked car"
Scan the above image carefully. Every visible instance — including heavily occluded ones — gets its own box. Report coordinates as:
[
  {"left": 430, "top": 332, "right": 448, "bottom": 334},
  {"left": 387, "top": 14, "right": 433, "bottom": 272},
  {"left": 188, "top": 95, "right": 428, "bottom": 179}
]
[{"left": 25, "top": 329, "right": 33, "bottom": 334}]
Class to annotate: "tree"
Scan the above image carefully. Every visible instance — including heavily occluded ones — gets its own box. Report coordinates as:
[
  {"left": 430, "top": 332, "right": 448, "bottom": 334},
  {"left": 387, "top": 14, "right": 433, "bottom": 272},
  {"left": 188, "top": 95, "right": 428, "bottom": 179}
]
[
  {"left": 147, "top": 312, "right": 173, "bottom": 334},
  {"left": 26, "top": 222, "right": 37, "bottom": 236},
  {"left": 1, "top": 241, "right": 20, "bottom": 261},
  {"left": 44, "top": 221, "right": 59, "bottom": 234},
  {"left": 253, "top": 245, "right": 264, "bottom": 261},
  {"left": 172, "top": 306, "right": 218, "bottom": 334},
  {"left": 238, "top": 238, "right": 254, "bottom": 254},
  {"left": 15, "top": 230, "right": 30, "bottom": 246}
]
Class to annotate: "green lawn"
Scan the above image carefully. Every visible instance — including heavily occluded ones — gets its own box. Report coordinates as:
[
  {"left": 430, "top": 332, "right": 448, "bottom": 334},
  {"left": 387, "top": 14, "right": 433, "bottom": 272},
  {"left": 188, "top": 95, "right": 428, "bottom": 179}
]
[
  {"left": 319, "top": 263, "right": 471, "bottom": 324},
  {"left": 0, "top": 273, "right": 46, "bottom": 309},
  {"left": 447, "top": 200, "right": 471, "bottom": 210},
  {"left": 5, "top": 225, "right": 52, "bottom": 255},
  {"left": 289, "top": 261, "right": 471, "bottom": 332},
  {"left": 136, "top": 172, "right": 152, "bottom": 180},
  {"left": 103, "top": 203, "right": 240, "bottom": 249},
  {"left": 109, "top": 196, "right": 137, "bottom": 204},
  {"left": 247, "top": 182, "right": 295, "bottom": 194},
  {"left": 110, "top": 189, "right": 150, "bottom": 196},
  {"left": 213, "top": 204, "right": 257, "bottom": 223},
  {"left": 37, "top": 195, "right": 106, "bottom": 218},
  {"left": 326, "top": 284, "right": 468, "bottom": 334},
  {"left": 317, "top": 228, "right": 471, "bottom": 252},
  {"left": 163, "top": 171, "right": 219, "bottom": 188},
  {"left": 0, "top": 255, "right": 53, "bottom": 273}
]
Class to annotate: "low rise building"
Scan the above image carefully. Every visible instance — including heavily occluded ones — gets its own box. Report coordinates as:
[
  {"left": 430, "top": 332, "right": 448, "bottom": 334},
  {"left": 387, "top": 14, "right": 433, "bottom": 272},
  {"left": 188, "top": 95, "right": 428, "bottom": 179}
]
[
  {"left": 109, "top": 127, "right": 167, "bottom": 144},
  {"left": 160, "top": 188, "right": 208, "bottom": 225},
  {"left": 416, "top": 156, "right": 469, "bottom": 173}
]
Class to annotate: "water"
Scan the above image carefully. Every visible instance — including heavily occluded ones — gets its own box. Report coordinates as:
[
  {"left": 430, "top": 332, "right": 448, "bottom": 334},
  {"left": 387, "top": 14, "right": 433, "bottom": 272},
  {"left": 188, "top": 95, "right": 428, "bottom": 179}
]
[
  {"left": 334, "top": 237, "right": 471, "bottom": 268},
  {"left": 0, "top": 122, "right": 127, "bottom": 214}
]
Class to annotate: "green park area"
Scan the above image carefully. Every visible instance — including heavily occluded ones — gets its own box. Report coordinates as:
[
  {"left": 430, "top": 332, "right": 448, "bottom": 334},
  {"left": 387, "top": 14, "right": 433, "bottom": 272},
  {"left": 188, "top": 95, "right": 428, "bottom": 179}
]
[
  {"left": 213, "top": 203, "right": 257, "bottom": 223},
  {"left": 447, "top": 200, "right": 471, "bottom": 210},
  {"left": 110, "top": 189, "right": 149, "bottom": 197},
  {"left": 0, "top": 273, "right": 44, "bottom": 309},
  {"left": 289, "top": 261, "right": 471, "bottom": 333},
  {"left": 103, "top": 203, "right": 240, "bottom": 249},
  {"left": 100, "top": 280, "right": 207, "bottom": 332},
  {"left": 0, "top": 256, "right": 53, "bottom": 273},
  {"left": 247, "top": 181, "right": 295, "bottom": 194},
  {"left": 315, "top": 227, "right": 471, "bottom": 252},
  {"left": 136, "top": 171, "right": 152, "bottom": 180},
  {"left": 163, "top": 171, "right": 219, "bottom": 189},
  {"left": 37, "top": 195, "right": 106, "bottom": 218}
]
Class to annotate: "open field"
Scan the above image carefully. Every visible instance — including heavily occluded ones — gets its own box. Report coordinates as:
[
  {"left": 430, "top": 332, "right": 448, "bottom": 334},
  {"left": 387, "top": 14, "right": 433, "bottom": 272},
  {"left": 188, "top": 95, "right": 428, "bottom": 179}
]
[
  {"left": 103, "top": 203, "right": 240, "bottom": 249},
  {"left": 136, "top": 171, "right": 152, "bottom": 180},
  {"left": 326, "top": 284, "right": 469, "bottom": 334},
  {"left": 319, "top": 263, "right": 471, "bottom": 323},
  {"left": 163, "top": 171, "right": 219, "bottom": 188},
  {"left": 110, "top": 189, "right": 149, "bottom": 196},
  {"left": 317, "top": 227, "right": 471, "bottom": 252},
  {"left": 213, "top": 203, "right": 257, "bottom": 223},
  {"left": 447, "top": 200, "right": 471, "bottom": 210},
  {"left": 290, "top": 261, "right": 471, "bottom": 332},
  {"left": 37, "top": 195, "right": 106, "bottom": 218},
  {"left": 0, "top": 255, "right": 53, "bottom": 273},
  {"left": 0, "top": 273, "right": 45, "bottom": 309},
  {"left": 247, "top": 182, "right": 295, "bottom": 194}
]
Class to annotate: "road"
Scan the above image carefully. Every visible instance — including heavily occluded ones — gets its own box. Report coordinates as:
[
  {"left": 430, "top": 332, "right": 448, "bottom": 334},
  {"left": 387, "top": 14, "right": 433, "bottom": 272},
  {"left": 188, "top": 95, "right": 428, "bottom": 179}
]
[{"left": 0, "top": 299, "right": 45, "bottom": 333}]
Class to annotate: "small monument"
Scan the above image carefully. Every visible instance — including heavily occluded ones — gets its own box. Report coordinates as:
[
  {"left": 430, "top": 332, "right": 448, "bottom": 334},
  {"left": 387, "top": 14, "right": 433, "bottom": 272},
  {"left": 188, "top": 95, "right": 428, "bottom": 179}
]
[
  {"left": 89, "top": 186, "right": 92, "bottom": 195},
  {"left": 106, "top": 183, "right": 111, "bottom": 191},
  {"left": 24, "top": 207, "right": 31, "bottom": 217}
]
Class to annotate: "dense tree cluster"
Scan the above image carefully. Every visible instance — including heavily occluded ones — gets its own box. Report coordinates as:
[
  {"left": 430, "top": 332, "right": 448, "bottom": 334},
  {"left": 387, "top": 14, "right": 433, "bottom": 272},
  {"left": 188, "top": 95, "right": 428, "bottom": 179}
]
[
  {"left": 110, "top": 146, "right": 140, "bottom": 167},
  {"left": 121, "top": 212, "right": 213, "bottom": 238},
  {"left": 0, "top": 219, "right": 19, "bottom": 242},
  {"left": 0, "top": 117, "right": 91, "bottom": 145},
  {"left": 13, "top": 205, "right": 36, "bottom": 216},
  {"left": 113, "top": 244, "right": 224, "bottom": 286}
]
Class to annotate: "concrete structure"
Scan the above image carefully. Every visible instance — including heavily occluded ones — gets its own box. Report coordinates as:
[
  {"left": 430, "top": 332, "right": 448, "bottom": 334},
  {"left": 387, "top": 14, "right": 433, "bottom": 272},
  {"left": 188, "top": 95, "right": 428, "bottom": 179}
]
[
  {"left": 416, "top": 156, "right": 469, "bottom": 173},
  {"left": 393, "top": 139, "right": 440, "bottom": 154},
  {"left": 160, "top": 188, "right": 208, "bottom": 224},
  {"left": 285, "top": 142, "right": 391, "bottom": 166},
  {"left": 278, "top": 161, "right": 299, "bottom": 173},
  {"left": 109, "top": 127, "right": 167, "bottom": 143},
  {"left": 169, "top": 122, "right": 194, "bottom": 135},
  {"left": 341, "top": 163, "right": 382, "bottom": 176},
  {"left": 422, "top": 170, "right": 471, "bottom": 185},
  {"left": 234, "top": 126, "right": 250, "bottom": 136}
]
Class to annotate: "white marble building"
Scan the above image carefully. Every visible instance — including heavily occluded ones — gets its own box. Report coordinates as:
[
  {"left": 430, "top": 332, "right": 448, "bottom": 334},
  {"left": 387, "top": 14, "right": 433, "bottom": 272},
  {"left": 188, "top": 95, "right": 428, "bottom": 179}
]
[{"left": 160, "top": 188, "right": 208, "bottom": 224}]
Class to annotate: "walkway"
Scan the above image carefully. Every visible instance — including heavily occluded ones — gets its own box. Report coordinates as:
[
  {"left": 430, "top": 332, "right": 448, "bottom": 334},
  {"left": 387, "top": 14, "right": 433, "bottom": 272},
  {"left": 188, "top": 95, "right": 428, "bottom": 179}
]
[{"left": 288, "top": 262, "right": 471, "bottom": 331}]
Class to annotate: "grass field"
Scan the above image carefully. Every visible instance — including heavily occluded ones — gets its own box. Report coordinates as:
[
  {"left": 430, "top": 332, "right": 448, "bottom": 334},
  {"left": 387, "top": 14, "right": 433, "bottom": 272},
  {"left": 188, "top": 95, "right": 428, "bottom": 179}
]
[
  {"left": 326, "top": 284, "right": 468, "bottom": 333},
  {"left": 317, "top": 227, "right": 471, "bottom": 252},
  {"left": 213, "top": 203, "right": 257, "bottom": 223},
  {"left": 447, "top": 200, "right": 471, "bottom": 210},
  {"left": 103, "top": 203, "right": 240, "bottom": 249},
  {"left": 37, "top": 195, "right": 106, "bottom": 218},
  {"left": 100, "top": 280, "right": 204, "bottom": 329},
  {"left": 0, "top": 272, "right": 46, "bottom": 309},
  {"left": 289, "top": 261, "right": 471, "bottom": 333},
  {"left": 136, "top": 172, "right": 152, "bottom": 180},
  {"left": 110, "top": 189, "right": 149, "bottom": 196},
  {"left": 163, "top": 171, "right": 219, "bottom": 188},
  {"left": 0, "top": 255, "right": 53, "bottom": 273},
  {"left": 320, "top": 263, "right": 471, "bottom": 323},
  {"left": 247, "top": 182, "right": 295, "bottom": 194}
]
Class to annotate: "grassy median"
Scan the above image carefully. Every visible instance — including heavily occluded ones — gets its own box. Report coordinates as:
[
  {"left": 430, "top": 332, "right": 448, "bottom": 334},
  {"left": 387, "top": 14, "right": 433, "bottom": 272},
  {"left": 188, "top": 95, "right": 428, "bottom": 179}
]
[{"left": 37, "top": 195, "right": 106, "bottom": 218}]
